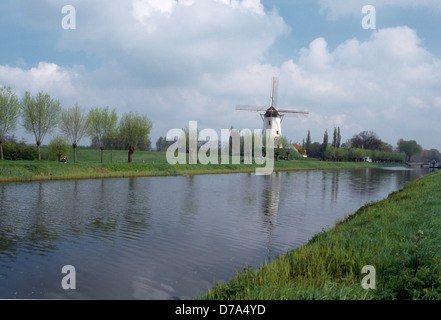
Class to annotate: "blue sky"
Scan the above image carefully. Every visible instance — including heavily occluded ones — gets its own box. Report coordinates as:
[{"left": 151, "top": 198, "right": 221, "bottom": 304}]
[{"left": 1, "top": 0, "right": 441, "bottom": 152}]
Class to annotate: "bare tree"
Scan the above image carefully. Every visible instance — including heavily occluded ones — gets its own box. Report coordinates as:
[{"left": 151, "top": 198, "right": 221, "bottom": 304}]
[
  {"left": 0, "top": 87, "right": 21, "bottom": 160},
  {"left": 60, "top": 103, "right": 89, "bottom": 162},
  {"left": 21, "top": 91, "right": 61, "bottom": 160},
  {"left": 349, "top": 131, "right": 382, "bottom": 150}
]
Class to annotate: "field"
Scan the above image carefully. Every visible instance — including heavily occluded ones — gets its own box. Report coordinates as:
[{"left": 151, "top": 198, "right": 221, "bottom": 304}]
[
  {"left": 0, "top": 147, "right": 403, "bottom": 183},
  {"left": 200, "top": 169, "right": 441, "bottom": 300}
]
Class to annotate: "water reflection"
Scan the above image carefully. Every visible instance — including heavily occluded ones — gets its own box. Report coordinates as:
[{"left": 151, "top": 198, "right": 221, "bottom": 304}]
[
  {"left": 0, "top": 167, "right": 431, "bottom": 299},
  {"left": 260, "top": 172, "right": 282, "bottom": 259},
  {"left": 179, "top": 175, "right": 198, "bottom": 225}
]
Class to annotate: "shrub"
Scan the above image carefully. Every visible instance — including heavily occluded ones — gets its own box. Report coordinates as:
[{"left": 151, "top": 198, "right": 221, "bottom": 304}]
[
  {"left": 48, "top": 136, "right": 70, "bottom": 161},
  {"left": 2, "top": 141, "right": 38, "bottom": 160}
]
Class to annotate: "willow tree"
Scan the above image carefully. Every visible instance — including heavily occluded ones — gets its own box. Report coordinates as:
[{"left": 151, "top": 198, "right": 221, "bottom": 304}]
[
  {"left": 119, "top": 111, "right": 153, "bottom": 163},
  {"left": 86, "top": 106, "right": 118, "bottom": 163},
  {"left": 21, "top": 91, "right": 61, "bottom": 160},
  {"left": 0, "top": 87, "right": 21, "bottom": 160},
  {"left": 60, "top": 103, "right": 88, "bottom": 162}
]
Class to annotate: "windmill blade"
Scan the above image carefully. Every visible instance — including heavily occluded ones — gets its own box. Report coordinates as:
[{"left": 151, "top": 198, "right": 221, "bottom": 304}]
[
  {"left": 281, "top": 113, "right": 309, "bottom": 119},
  {"left": 278, "top": 110, "right": 309, "bottom": 118},
  {"left": 276, "top": 109, "right": 309, "bottom": 114},
  {"left": 235, "top": 105, "right": 269, "bottom": 112},
  {"left": 271, "top": 77, "right": 279, "bottom": 108}
]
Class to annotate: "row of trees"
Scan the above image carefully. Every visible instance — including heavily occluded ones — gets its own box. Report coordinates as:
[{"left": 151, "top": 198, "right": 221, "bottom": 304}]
[
  {"left": 0, "top": 86, "right": 153, "bottom": 163},
  {"left": 302, "top": 128, "right": 425, "bottom": 163},
  {"left": 411, "top": 148, "right": 441, "bottom": 163},
  {"left": 323, "top": 146, "right": 405, "bottom": 162},
  {"left": 155, "top": 125, "right": 425, "bottom": 163}
]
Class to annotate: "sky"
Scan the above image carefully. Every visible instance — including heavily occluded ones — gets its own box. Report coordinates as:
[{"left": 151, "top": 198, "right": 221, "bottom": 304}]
[{"left": 1, "top": 0, "right": 441, "bottom": 151}]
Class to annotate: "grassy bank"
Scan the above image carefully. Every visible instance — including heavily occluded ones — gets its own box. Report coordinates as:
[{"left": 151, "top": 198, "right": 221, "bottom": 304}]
[
  {"left": 199, "top": 169, "right": 441, "bottom": 300},
  {"left": 0, "top": 148, "right": 402, "bottom": 182}
]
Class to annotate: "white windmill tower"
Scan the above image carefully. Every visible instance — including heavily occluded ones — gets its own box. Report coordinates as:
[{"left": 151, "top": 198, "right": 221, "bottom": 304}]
[{"left": 235, "top": 77, "right": 309, "bottom": 147}]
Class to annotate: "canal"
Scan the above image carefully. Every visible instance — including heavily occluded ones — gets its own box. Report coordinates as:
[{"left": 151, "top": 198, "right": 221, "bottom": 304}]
[{"left": 0, "top": 167, "right": 429, "bottom": 299}]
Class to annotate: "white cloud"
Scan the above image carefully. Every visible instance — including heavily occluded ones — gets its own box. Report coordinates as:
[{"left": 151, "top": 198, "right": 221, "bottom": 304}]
[
  {"left": 55, "top": 0, "right": 289, "bottom": 86},
  {"left": 133, "top": 0, "right": 178, "bottom": 20},
  {"left": 299, "top": 38, "right": 334, "bottom": 72},
  {"left": 257, "top": 26, "right": 441, "bottom": 147},
  {"left": 2, "top": 1, "right": 441, "bottom": 150},
  {"left": 0, "top": 62, "right": 79, "bottom": 97}
]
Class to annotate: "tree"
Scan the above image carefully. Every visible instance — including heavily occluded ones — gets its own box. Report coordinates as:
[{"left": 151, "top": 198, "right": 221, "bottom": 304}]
[
  {"left": 48, "top": 136, "right": 70, "bottom": 161},
  {"left": 60, "top": 103, "right": 88, "bottom": 162},
  {"left": 86, "top": 106, "right": 118, "bottom": 163},
  {"left": 349, "top": 131, "right": 382, "bottom": 150},
  {"left": 332, "top": 127, "right": 337, "bottom": 147},
  {"left": 349, "top": 148, "right": 366, "bottom": 161},
  {"left": 397, "top": 139, "right": 422, "bottom": 162},
  {"left": 155, "top": 136, "right": 173, "bottom": 152},
  {"left": 321, "top": 129, "right": 328, "bottom": 159},
  {"left": 21, "top": 91, "right": 61, "bottom": 160},
  {"left": 0, "top": 86, "right": 21, "bottom": 160},
  {"left": 335, "top": 147, "right": 346, "bottom": 161},
  {"left": 305, "top": 130, "right": 311, "bottom": 156},
  {"left": 119, "top": 111, "right": 153, "bottom": 163},
  {"left": 336, "top": 127, "right": 341, "bottom": 148},
  {"left": 308, "top": 142, "right": 322, "bottom": 158},
  {"left": 274, "top": 136, "right": 289, "bottom": 160},
  {"left": 156, "top": 136, "right": 164, "bottom": 151},
  {"left": 324, "top": 146, "right": 336, "bottom": 160},
  {"left": 413, "top": 148, "right": 441, "bottom": 163}
]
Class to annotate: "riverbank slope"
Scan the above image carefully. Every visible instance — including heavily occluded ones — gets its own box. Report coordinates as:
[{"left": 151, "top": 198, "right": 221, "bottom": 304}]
[{"left": 200, "top": 169, "right": 441, "bottom": 300}]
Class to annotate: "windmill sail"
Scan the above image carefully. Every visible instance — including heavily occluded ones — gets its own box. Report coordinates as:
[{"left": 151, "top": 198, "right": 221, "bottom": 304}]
[
  {"left": 235, "top": 77, "right": 309, "bottom": 117},
  {"left": 270, "top": 77, "right": 279, "bottom": 108},
  {"left": 235, "top": 106, "right": 270, "bottom": 112},
  {"left": 234, "top": 76, "right": 309, "bottom": 144}
]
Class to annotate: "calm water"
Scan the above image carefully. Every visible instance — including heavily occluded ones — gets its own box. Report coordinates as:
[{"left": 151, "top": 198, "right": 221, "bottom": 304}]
[{"left": 0, "top": 167, "right": 430, "bottom": 299}]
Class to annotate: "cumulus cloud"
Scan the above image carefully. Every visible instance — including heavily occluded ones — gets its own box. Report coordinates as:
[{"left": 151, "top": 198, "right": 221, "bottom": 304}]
[
  {"left": 291, "top": 27, "right": 441, "bottom": 145},
  {"left": 2, "top": 1, "right": 441, "bottom": 149},
  {"left": 223, "top": 26, "right": 441, "bottom": 145},
  {"left": 54, "top": 0, "right": 289, "bottom": 87},
  {"left": 0, "top": 62, "right": 79, "bottom": 97}
]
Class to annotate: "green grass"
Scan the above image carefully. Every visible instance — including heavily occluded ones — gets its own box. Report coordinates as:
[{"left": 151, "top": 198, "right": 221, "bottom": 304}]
[
  {"left": 0, "top": 147, "right": 402, "bottom": 182},
  {"left": 199, "top": 170, "right": 441, "bottom": 300}
]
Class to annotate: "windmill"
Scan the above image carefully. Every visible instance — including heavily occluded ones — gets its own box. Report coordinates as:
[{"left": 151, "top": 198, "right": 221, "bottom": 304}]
[{"left": 235, "top": 77, "right": 308, "bottom": 148}]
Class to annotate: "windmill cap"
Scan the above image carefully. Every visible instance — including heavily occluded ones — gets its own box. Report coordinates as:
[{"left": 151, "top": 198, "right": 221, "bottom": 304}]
[{"left": 264, "top": 106, "right": 280, "bottom": 118}]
